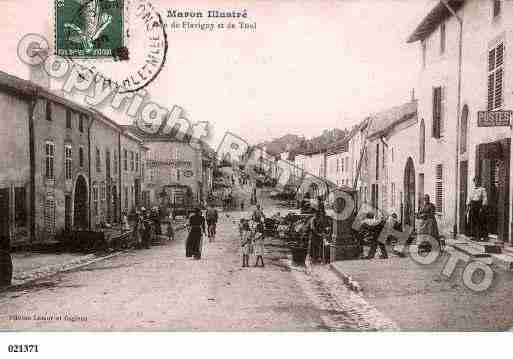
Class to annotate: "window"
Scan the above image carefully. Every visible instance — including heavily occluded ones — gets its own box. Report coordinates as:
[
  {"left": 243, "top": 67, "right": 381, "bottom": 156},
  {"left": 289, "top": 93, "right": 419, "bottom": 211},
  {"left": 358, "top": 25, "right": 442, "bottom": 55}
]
[
  {"left": 391, "top": 182, "right": 396, "bottom": 207},
  {"left": 64, "top": 144, "right": 72, "bottom": 180},
  {"left": 113, "top": 150, "right": 118, "bottom": 174},
  {"left": 435, "top": 164, "right": 443, "bottom": 213},
  {"left": 341, "top": 157, "right": 344, "bottom": 172},
  {"left": 96, "top": 147, "right": 101, "bottom": 172},
  {"left": 66, "top": 110, "right": 72, "bottom": 129},
  {"left": 15, "top": 187, "right": 27, "bottom": 227},
  {"left": 421, "top": 40, "right": 427, "bottom": 68},
  {"left": 420, "top": 119, "right": 426, "bottom": 163},
  {"left": 46, "top": 100, "right": 52, "bottom": 121},
  {"left": 45, "top": 141, "right": 55, "bottom": 179},
  {"left": 346, "top": 158, "right": 349, "bottom": 173},
  {"left": 460, "top": 105, "right": 469, "bottom": 154},
  {"left": 79, "top": 147, "right": 84, "bottom": 168},
  {"left": 105, "top": 149, "right": 110, "bottom": 174},
  {"left": 136, "top": 152, "right": 139, "bottom": 173},
  {"left": 418, "top": 173, "right": 425, "bottom": 211},
  {"left": 376, "top": 143, "right": 380, "bottom": 180},
  {"left": 79, "top": 115, "right": 84, "bottom": 132},
  {"left": 391, "top": 147, "right": 394, "bottom": 162},
  {"left": 100, "top": 182, "right": 106, "bottom": 202},
  {"left": 488, "top": 42, "right": 504, "bottom": 110},
  {"left": 440, "top": 22, "right": 446, "bottom": 54},
  {"left": 124, "top": 186, "right": 129, "bottom": 209},
  {"left": 123, "top": 149, "right": 127, "bottom": 171},
  {"left": 93, "top": 183, "right": 99, "bottom": 216},
  {"left": 432, "top": 86, "right": 443, "bottom": 138},
  {"left": 130, "top": 151, "right": 134, "bottom": 171},
  {"left": 493, "top": 0, "right": 501, "bottom": 18}
]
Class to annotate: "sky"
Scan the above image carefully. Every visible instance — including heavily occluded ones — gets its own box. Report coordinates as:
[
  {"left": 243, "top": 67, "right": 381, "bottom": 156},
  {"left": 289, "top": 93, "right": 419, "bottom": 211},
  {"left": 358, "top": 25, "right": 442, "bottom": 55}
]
[{"left": 0, "top": 0, "right": 436, "bottom": 147}]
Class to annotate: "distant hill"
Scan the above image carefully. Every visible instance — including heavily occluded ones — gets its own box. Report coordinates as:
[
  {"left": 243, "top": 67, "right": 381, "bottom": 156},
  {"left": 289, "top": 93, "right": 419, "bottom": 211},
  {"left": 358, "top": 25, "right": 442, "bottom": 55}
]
[
  {"left": 258, "top": 133, "right": 303, "bottom": 155},
  {"left": 258, "top": 128, "right": 350, "bottom": 157}
]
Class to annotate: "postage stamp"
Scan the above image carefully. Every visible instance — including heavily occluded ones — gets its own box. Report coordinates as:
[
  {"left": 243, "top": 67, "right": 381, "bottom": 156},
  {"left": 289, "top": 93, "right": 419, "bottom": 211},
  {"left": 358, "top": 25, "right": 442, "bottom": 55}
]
[{"left": 55, "top": 0, "right": 125, "bottom": 58}]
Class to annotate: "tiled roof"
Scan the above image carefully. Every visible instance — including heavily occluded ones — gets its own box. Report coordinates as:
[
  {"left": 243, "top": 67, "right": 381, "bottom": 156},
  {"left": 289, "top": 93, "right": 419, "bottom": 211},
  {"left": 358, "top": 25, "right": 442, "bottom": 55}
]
[
  {"left": 407, "top": 0, "right": 464, "bottom": 43},
  {"left": 366, "top": 101, "right": 418, "bottom": 139}
]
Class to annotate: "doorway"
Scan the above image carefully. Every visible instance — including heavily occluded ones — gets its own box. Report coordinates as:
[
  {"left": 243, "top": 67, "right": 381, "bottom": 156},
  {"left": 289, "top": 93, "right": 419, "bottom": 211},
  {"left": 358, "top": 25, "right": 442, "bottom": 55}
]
[
  {"left": 403, "top": 157, "right": 416, "bottom": 227},
  {"left": 459, "top": 160, "right": 468, "bottom": 235},
  {"left": 475, "top": 139, "right": 510, "bottom": 242},
  {"left": 73, "top": 175, "right": 88, "bottom": 229}
]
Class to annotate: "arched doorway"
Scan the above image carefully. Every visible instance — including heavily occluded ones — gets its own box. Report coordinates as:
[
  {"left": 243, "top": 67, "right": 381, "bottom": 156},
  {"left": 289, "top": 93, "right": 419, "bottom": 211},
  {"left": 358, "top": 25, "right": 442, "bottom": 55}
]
[
  {"left": 403, "top": 157, "right": 416, "bottom": 227},
  {"left": 74, "top": 175, "right": 88, "bottom": 229}
]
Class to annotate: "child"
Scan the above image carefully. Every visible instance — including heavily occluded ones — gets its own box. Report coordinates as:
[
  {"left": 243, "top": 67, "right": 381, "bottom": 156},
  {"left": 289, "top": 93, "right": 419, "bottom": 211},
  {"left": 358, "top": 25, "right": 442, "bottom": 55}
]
[
  {"left": 240, "top": 219, "right": 251, "bottom": 267},
  {"left": 253, "top": 222, "right": 265, "bottom": 267}
]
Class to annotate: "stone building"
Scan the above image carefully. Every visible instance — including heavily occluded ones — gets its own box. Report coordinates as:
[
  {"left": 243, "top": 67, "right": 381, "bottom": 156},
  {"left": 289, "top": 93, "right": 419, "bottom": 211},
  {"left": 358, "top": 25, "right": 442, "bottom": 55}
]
[
  {"left": 407, "top": 0, "right": 513, "bottom": 242},
  {"left": 0, "top": 71, "right": 147, "bottom": 245},
  {"left": 128, "top": 125, "right": 213, "bottom": 211}
]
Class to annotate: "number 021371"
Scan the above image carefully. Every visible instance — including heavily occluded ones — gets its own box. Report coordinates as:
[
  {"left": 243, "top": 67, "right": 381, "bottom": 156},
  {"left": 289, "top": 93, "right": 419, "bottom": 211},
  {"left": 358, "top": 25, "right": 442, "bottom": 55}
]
[{"left": 7, "top": 344, "right": 39, "bottom": 353}]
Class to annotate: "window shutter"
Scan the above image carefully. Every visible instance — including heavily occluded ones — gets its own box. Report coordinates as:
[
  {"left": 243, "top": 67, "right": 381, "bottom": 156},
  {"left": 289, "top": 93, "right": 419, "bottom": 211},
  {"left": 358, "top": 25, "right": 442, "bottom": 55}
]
[
  {"left": 496, "top": 43, "right": 504, "bottom": 67},
  {"left": 432, "top": 87, "right": 441, "bottom": 138},
  {"left": 488, "top": 73, "right": 495, "bottom": 110},
  {"left": 435, "top": 164, "right": 443, "bottom": 213},
  {"left": 495, "top": 67, "right": 503, "bottom": 108},
  {"left": 489, "top": 48, "right": 496, "bottom": 72}
]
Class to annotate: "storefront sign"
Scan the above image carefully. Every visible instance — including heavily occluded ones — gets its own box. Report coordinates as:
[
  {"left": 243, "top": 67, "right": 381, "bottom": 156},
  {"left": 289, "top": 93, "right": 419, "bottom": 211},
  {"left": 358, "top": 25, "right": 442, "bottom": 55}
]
[{"left": 477, "top": 110, "right": 512, "bottom": 127}]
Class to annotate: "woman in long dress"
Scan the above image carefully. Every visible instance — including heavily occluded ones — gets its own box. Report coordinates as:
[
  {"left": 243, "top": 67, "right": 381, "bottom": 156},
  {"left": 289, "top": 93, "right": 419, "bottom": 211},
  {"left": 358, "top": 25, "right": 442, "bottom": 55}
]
[
  {"left": 417, "top": 194, "right": 440, "bottom": 239},
  {"left": 186, "top": 208, "right": 206, "bottom": 259}
]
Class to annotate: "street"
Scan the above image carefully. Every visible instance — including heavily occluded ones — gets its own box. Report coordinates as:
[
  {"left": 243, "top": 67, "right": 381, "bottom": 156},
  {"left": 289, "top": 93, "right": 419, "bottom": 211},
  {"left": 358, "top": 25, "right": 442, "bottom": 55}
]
[{"left": 0, "top": 206, "right": 394, "bottom": 331}]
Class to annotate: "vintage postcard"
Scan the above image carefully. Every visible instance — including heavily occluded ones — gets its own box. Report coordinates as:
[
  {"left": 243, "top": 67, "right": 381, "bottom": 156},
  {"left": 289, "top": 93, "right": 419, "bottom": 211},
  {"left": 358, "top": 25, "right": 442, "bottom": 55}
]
[{"left": 0, "top": 0, "right": 511, "bottom": 355}]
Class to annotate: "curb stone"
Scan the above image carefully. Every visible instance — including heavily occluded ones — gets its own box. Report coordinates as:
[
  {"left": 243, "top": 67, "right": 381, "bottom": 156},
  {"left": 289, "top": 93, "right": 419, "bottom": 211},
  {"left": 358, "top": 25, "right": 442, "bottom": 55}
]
[
  {"left": 329, "top": 263, "right": 362, "bottom": 293},
  {"left": 1, "top": 224, "right": 188, "bottom": 293}
]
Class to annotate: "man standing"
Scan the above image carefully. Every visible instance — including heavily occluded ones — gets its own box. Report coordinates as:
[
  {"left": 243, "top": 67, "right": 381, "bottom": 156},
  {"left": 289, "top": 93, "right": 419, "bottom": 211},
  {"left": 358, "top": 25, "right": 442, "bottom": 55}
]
[
  {"left": 467, "top": 176, "right": 488, "bottom": 241},
  {"left": 206, "top": 204, "right": 219, "bottom": 241},
  {"left": 308, "top": 209, "right": 329, "bottom": 263}
]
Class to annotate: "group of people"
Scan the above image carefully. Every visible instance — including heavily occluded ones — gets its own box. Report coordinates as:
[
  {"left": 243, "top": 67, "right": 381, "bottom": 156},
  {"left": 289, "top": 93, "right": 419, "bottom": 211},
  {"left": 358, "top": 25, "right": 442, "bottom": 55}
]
[
  {"left": 122, "top": 207, "right": 176, "bottom": 250},
  {"left": 185, "top": 204, "right": 219, "bottom": 259},
  {"left": 238, "top": 204, "right": 267, "bottom": 267}
]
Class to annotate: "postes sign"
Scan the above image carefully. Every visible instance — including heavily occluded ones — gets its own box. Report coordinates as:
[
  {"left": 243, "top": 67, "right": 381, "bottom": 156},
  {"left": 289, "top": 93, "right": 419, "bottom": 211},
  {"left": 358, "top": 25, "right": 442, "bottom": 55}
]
[{"left": 477, "top": 110, "right": 513, "bottom": 127}]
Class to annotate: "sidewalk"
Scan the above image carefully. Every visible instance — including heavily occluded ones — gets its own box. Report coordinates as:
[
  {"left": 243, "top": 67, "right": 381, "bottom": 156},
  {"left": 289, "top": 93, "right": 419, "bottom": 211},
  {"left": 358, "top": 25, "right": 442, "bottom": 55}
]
[
  {"left": 6, "top": 221, "right": 188, "bottom": 288},
  {"left": 330, "top": 252, "right": 513, "bottom": 330}
]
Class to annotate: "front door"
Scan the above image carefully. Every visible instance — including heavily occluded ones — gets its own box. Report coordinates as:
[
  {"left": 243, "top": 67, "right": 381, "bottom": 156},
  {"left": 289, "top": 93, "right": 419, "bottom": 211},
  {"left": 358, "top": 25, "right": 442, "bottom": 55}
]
[
  {"left": 65, "top": 195, "right": 72, "bottom": 232},
  {"left": 404, "top": 158, "right": 415, "bottom": 227},
  {"left": 476, "top": 139, "right": 510, "bottom": 242},
  {"left": 0, "top": 188, "right": 9, "bottom": 240}
]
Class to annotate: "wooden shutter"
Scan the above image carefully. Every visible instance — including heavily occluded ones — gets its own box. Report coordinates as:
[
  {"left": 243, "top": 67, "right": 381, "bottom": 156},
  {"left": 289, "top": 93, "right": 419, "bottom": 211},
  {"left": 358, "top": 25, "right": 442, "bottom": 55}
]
[
  {"left": 488, "top": 73, "right": 495, "bottom": 110},
  {"left": 432, "top": 87, "right": 442, "bottom": 138},
  {"left": 495, "top": 67, "right": 503, "bottom": 108},
  {"left": 435, "top": 164, "right": 443, "bottom": 213}
]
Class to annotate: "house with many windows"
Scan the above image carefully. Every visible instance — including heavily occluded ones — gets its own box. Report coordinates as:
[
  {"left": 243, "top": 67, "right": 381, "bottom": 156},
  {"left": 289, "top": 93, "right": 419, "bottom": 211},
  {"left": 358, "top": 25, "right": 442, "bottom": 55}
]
[
  {"left": 0, "top": 71, "right": 148, "bottom": 246},
  {"left": 407, "top": 0, "right": 513, "bottom": 242}
]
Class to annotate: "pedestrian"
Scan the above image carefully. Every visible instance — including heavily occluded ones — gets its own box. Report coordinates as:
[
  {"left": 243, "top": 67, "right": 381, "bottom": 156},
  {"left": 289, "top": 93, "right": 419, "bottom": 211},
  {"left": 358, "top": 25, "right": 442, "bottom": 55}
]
[
  {"left": 240, "top": 219, "right": 251, "bottom": 267},
  {"left": 253, "top": 222, "right": 265, "bottom": 267},
  {"left": 308, "top": 208, "right": 330, "bottom": 263},
  {"left": 122, "top": 211, "right": 130, "bottom": 232},
  {"left": 361, "top": 212, "right": 388, "bottom": 259},
  {"left": 206, "top": 203, "right": 219, "bottom": 242},
  {"left": 417, "top": 194, "right": 440, "bottom": 240},
  {"left": 467, "top": 176, "right": 488, "bottom": 241},
  {"left": 166, "top": 212, "right": 175, "bottom": 241},
  {"left": 186, "top": 208, "right": 206, "bottom": 259},
  {"left": 251, "top": 204, "right": 265, "bottom": 223}
]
